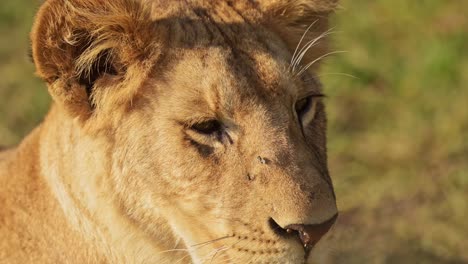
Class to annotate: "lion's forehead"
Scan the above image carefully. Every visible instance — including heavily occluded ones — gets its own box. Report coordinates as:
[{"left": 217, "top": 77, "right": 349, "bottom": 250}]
[
  {"left": 144, "top": 1, "right": 305, "bottom": 125},
  {"left": 149, "top": 0, "right": 263, "bottom": 29},
  {"left": 150, "top": 0, "right": 290, "bottom": 70},
  {"left": 160, "top": 46, "right": 293, "bottom": 120},
  {"left": 171, "top": 47, "right": 288, "bottom": 88}
]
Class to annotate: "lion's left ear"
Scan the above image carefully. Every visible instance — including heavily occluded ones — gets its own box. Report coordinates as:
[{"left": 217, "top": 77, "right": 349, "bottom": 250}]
[
  {"left": 31, "top": 0, "right": 164, "bottom": 120},
  {"left": 258, "top": 0, "right": 339, "bottom": 71}
]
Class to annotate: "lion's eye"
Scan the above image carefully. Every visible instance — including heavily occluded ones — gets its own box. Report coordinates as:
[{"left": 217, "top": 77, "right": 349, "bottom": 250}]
[
  {"left": 191, "top": 120, "right": 222, "bottom": 135},
  {"left": 295, "top": 94, "right": 324, "bottom": 124},
  {"left": 295, "top": 96, "right": 313, "bottom": 118}
]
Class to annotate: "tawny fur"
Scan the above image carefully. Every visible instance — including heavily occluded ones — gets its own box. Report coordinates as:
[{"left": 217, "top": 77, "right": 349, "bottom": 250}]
[{"left": 0, "top": 0, "right": 338, "bottom": 263}]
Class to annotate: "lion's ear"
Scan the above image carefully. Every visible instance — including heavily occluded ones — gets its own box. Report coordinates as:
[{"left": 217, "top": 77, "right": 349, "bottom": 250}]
[
  {"left": 31, "top": 0, "right": 162, "bottom": 120},
  {"left": 258, "top": 0, "right": 339, "bottom": 71}
]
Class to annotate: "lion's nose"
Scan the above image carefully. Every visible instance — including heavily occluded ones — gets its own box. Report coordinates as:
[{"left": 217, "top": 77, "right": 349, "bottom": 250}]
[{"left": 270, "top": 213, "right": 338, "bottom": 256}]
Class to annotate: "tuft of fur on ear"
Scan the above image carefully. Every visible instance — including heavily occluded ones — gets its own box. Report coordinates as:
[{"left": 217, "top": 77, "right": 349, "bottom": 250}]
[
  {"left": 258, "top": 0, "right": 339, "bottom": 72},
  {"left": 31, "top": 0, "right": 163, "bottom": 120}
]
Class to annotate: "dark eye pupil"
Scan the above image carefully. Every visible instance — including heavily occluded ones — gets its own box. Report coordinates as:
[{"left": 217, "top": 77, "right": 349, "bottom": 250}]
[
  {"left": 191, "top": 120, "right": 222, "bottom": 134},
  {"left": 295, "top": 97, "right": 311, "bottom": 116}
]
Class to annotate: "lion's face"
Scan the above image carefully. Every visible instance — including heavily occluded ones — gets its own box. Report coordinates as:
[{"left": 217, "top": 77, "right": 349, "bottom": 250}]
[
  {"left": 112, "top": 39, "right": 336, "bottom": 264},
  {"left": 31, "top": 0, "right": 338, "bottom": 263}
]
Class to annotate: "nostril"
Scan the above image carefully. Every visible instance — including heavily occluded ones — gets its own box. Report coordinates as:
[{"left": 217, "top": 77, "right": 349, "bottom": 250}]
[
  {"left": 268, "top": 218, "right": 290, "bottom": 238},
  {"left": 285, "top": 213, "right": 338, "bottom": 251}
]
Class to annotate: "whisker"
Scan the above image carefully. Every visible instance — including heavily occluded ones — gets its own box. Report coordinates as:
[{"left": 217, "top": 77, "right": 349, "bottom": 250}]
[
  {"left": 289, "top": 20, "right": 319, "bottom": 72},
  {"left": 206, "top": 240, "right": 243, "bottom": 264},
  {"left": 206, "top": 244, "right": 233, "bottom": 264},
  {"left": 158, "top": 248, "right": 192, "bottom": 264},
  {"left": 292, "top": 28, "right": 338, "bottom": 73},
  {"left": 207, "top": 246, "right": 228, "bottom": 264},
  {"left": 314, "top": 72, "right": 360, "bottom": 80},
  {"left": 295, "top": 51, "right": 347, "bottom": 77},
  {"left": 190, "top": 234, "right": 235, "bottom": 248},
  {"left": 167, "top": 234, "right": 236, "bottom": 263}
]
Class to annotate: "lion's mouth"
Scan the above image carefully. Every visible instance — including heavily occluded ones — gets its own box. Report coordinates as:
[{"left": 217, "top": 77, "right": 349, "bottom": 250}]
[{"left": 268, "top": 214, "right": 338, "bottom": 262}]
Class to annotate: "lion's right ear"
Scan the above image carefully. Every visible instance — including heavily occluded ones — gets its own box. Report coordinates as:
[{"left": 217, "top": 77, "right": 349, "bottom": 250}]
[
  {"left": 257, "top": 0, "right": 339, "bottom": 72},
  {"left": 31, "top": 0, "right": 163, "bottom": 120}
]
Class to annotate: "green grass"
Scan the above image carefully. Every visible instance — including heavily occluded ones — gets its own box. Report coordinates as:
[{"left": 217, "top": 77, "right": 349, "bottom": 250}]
[
  {"left": 0, "top": 1, "right": 50, "bottom": 144},
  {"left": 0, "top": 0, "right": 467, "bottom": 263},
  {"left": 322, "top": 0, "right": 468, "bottom": 263}
]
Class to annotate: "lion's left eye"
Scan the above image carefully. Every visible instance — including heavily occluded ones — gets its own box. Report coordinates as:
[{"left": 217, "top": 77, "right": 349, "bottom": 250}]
[
  {"left": 295, "top": 96, "right": 312, "bottom": 118},
  {"left": 191, "top": 120, "right": 222, "bottom": 135},
  {"left": 295, "top": 94, "right": 324, "bottom": 124}
]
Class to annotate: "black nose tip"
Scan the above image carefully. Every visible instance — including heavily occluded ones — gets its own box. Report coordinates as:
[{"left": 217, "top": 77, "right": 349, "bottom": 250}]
[{"left": 285, "top": 213, "right": 338, "bottom": 251}]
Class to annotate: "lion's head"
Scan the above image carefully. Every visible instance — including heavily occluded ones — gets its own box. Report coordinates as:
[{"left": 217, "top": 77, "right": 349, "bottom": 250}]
[{"left": 31, "top": 0, "right": 338, "bottom": 263}]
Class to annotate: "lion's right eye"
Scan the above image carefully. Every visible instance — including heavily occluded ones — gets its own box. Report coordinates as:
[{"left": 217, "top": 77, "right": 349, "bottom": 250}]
[{"left": 191, "top": 120, "right": 222, "bottom": 135}]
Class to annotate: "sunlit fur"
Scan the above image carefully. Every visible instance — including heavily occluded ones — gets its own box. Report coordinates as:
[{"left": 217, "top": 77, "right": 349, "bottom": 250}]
[{"left": 0, "top": 0, "right": 339, "bottom": 263}]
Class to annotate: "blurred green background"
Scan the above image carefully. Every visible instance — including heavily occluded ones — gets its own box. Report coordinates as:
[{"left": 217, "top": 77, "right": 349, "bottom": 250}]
[{"left": 0, "top": 0, "right": 467, "bottom": 263}]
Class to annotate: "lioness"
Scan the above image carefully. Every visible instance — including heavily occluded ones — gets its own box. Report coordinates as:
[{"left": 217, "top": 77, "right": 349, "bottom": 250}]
[{"left": 0, "top": 0, "right": 338, "bottom": 263}]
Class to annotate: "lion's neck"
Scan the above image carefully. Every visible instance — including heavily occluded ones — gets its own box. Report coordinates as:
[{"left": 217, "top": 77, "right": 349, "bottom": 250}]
[{"left": 38, "top": 106, "right": 188, "bottom": 263}]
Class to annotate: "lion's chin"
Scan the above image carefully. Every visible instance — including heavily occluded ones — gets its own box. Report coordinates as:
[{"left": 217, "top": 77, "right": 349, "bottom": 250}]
[{"left": 189, "top": 244, "right": 306, "bottom": 264}]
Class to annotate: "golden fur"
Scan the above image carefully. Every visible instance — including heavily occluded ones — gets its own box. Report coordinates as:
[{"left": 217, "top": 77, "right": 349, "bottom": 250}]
[{"left": 0, "top": 0, "right": 338, "bottom": 263}]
